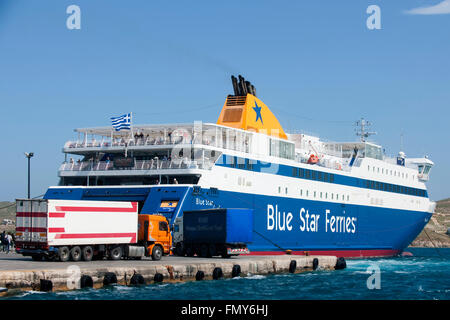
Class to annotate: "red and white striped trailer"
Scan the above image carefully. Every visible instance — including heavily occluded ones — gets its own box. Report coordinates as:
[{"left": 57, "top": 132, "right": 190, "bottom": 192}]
[{"left": 15, "top": 199, "right": 171, "bottom": 261}]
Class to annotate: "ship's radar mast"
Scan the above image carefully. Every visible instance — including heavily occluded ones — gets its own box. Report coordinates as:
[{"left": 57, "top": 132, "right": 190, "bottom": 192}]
[{"left": 355, "top": 118, "right": 376, "bottom": 142}]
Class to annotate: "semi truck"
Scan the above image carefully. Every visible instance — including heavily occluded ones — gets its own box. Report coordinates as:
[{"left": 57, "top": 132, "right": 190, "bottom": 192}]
[
  {"left": 15, "top": 199, "right": 171, "bottom": 261},
  {"left": 172, "top": 208, "right": 253, "bottom": 258}
]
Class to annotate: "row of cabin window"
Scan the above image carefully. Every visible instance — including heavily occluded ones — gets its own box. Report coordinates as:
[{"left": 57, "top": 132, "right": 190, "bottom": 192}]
[
  {"left": 279, "top": 186, "right": 349, "bottom": 201},
  {"left": 365, "top": 180, "right": 425, "bottom": 197},
  {"left": 368, "top": 165, "right": 412, "bottom": 180},
  {"left": 230, "top": 158, "right": 254, "bottom": 170},
  {"left": 230, "top": 158, "right": 425, "bottom": 198},
  {"left": 292, "top": 167, "right": 335, "bottom": 183}
]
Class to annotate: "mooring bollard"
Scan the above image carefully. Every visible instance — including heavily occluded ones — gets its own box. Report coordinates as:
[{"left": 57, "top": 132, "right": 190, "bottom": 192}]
[
  {"left": 80, "top": 275, "right": 93, "bottom": 288},
  {"left": 103, "top": 272, "right": 117, "bottom": 286},
  {"left": 289, "top": 260, "right": 297, "bottom": 273},
  {"left": 313, "top": 258, "right": 319, "bottom": 270},
  {"left": 195, "top": 271, "right": 205, "bottom": 281},
  {"left": 154, "top": 273, "right": 164, "bottom": 283},
  {"left": 212, "top": 267, "right": 223, "bottom": 280},
  {"left": 40, "top": 279, "right": 53, "bottom": 292},
  {"left": 231, "top": 265, "right": 241, "bottom": 278},
  {"left": 130, "top": 274, "right": 145, "bottom": 285}
]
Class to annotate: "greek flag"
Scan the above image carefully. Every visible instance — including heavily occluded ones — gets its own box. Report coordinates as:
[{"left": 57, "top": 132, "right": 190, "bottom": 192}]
[{"left": 111, "top": 113, "right": 131, "bottom": 131}]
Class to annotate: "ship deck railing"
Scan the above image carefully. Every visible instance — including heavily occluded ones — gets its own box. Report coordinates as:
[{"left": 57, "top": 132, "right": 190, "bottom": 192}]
[
  {"left": 64, "top": 136, "right": 250, "bottom": 153},
  {"left": 59, "top": 158, "right": 214, "bottom": 172}
]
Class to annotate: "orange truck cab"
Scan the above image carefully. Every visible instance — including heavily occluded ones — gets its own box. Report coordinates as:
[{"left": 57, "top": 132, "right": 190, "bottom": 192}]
[{"left": 138, "top": 214, "right": 172, "bottom": 260}]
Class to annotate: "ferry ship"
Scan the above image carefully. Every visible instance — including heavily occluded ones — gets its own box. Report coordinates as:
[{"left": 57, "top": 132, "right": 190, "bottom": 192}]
[{"left": 44, "top": 75, "right": 435, "bottom": 258}]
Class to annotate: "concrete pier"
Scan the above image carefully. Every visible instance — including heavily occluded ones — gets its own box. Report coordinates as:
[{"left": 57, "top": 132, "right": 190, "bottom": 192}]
[{"left": 0, "top": 253, "right": 342, "bottom": 294}]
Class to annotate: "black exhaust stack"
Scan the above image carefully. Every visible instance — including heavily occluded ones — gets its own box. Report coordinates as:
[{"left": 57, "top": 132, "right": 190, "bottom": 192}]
[
  {"left": 231, "top": 75, "right": 257, "bottom": 97},
  {"left": 231, "top": 75, "right": 239, "bottom": 96}
]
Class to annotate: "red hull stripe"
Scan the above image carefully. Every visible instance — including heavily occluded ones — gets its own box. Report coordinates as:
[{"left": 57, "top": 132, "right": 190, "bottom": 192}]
[
  {"left": 16, "top": 227, "right": 47, "bottom": 233},
  {"left": 48, "top": 228, "right": 65, "bottom": 233},
  {"left": 55, "top": 202, "right": 137, "bottom": 213},
  {"left": 55, "top": 232, "right": 136, "bottom": 243},
  {"left": 16, "top": 212, "right": 47, "bottom": 218},
  {"left": 244, "top": 249, "right": 401, "bottom": 258},
  {"left": 49, "top": 212, "right": 66, "bottom": 218}
]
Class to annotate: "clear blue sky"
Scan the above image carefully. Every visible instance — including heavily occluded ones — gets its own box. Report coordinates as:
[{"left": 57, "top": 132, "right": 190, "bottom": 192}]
[{"left": 0, "top": 0, "right": 449, "bottom": 201}]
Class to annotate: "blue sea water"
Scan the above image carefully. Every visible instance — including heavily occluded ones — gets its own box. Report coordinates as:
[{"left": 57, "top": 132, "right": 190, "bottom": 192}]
[{"left": 4, "top": 248, "right": 450, "bottom": 300}]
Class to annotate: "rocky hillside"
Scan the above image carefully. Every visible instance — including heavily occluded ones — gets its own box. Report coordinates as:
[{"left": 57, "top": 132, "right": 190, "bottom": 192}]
[
  {"left": 410, "top": 198, "right": 450, "bottom": 248},
  {"left": 0, "top": 201, "right": 16, "bottom": 233}
]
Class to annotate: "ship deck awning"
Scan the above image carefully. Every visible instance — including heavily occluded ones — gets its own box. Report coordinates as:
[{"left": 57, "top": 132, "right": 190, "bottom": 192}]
[{"left": 75, "top": 123, "right": 201, "bottom": 137}]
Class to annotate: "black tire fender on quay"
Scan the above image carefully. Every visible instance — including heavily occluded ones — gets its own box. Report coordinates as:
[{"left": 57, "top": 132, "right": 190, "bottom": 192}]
[
  {"left": 313, "top": 258, "right": 319, "bottom": 270},
  {"left": 130, "top": 274, "right": 145, "bottom": 285},
  {"left": 103, "top": 272, "right": 117, "bottom": 286},
  {"left": 289, "top": 260, "right": 297, "bottom": 273},
  {"left": 231, "top": 265, "right": 241, "bottom": 278},
  {"left": 335, "top": 257, "right": 347, "bottom": 270},
  {"left": 80, "top": 275, "right": 93, "bottom": 288},
  {"left": 212, "top": 267, "right": 223, "bottom": 280}
]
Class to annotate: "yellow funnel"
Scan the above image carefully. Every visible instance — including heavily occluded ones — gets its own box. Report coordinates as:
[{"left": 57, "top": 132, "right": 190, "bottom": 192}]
[{"left": 217, "top": 94, "right": 287, "bottom": 140}]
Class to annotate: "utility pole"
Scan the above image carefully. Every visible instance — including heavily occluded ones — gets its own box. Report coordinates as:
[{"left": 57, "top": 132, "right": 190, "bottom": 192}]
[{"left": 25, "top": 152, "right": 34, "bottom": 199}]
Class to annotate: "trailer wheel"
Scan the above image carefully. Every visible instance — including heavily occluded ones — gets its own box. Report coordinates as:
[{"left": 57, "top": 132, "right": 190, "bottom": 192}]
[
  {"left": 70, "top": 246, "right": 82, "bottom": 262},
  {"left": 58, "top": 246, "right": 70, "bottom": 262},
  {"left": 109, "top": 246, "right": 123, "bottom": 260},
  {"left": 82, "top": 246, "right": 93, "bottom": 262},
  {"left": 151, "top": 245, "right": 163, "bottom": 261}
]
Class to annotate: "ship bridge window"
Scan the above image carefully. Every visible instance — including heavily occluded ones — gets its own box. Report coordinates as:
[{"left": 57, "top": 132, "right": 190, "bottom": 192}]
[{"left": 270, "top": 139, "right": 295, "bottom": 160}]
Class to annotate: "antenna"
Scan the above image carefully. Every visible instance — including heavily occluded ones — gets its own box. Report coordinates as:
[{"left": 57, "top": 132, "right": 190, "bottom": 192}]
[
  {"left": 400, "top": 132, "right": 404, "bottom": 152},
  {"left": 355, "top": 118, "right": 376, "bottom": 142}
]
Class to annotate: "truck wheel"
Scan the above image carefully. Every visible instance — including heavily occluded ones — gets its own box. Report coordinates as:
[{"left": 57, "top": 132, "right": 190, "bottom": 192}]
[
  {"left": 82, "top": 246, "right": 93, "bottom": 261},
  {"left": 70, "top": 246, "right": 82, "bottom": 262},
  {"left": 151, "top": 246, "right": 163, "bottom": 261},
  {"left": 109, "top": 246, "right": 122, "bottom": 260},
  {"left": 58, "top": 246, "right": 70, "bottom": 262}
]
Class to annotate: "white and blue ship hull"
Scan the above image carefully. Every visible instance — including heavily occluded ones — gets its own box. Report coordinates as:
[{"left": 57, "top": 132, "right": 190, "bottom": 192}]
[{"left": 44, "top": 182, "right": 432, "bottom": 258}]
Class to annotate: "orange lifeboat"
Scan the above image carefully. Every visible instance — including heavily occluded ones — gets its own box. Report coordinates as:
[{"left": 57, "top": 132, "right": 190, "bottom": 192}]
[{"left": 307, "top": 154, "right": 319, "bottom": 164}]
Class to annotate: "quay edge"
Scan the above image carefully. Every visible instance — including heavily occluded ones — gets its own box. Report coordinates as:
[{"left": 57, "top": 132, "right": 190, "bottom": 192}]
[{"left": 0, "top": 255, "right": 340, "bottom": 294}]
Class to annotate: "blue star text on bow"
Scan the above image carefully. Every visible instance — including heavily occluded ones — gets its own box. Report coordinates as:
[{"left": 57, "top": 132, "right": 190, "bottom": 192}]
[{"left": 253, "top": 101, "right": 263, "bottom": 124}]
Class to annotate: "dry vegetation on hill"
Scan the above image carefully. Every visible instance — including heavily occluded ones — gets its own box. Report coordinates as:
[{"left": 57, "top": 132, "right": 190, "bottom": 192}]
[{"left": 410, "top": 198, "right": 450, "bottom": 248}]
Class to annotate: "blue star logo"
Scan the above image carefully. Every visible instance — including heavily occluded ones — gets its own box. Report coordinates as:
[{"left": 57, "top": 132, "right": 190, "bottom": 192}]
[{"left": 253, "top": 101, "right": 263, "bottom": 124}]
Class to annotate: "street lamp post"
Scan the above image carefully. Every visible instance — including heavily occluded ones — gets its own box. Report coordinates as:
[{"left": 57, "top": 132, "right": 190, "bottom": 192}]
[{"left": 25, "top": 152, "right": 34, "bottom": 199}]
